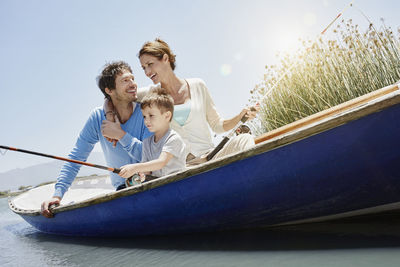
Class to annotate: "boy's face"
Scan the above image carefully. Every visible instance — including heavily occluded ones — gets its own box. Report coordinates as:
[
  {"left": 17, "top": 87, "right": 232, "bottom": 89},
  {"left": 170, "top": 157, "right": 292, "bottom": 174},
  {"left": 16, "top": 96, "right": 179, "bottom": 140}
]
[{"left": 142, "top": 105, "right": 171, "bottom": 133}]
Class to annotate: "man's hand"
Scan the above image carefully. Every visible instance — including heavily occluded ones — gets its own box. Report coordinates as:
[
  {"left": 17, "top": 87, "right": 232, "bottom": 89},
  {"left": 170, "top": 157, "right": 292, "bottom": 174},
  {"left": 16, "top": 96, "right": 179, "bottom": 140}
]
[
  {"left": 101, "top": 115, "right": 126, "bottom": 141},
  {"left": 41, "top": 197, "right": 61, "bottom": 218}
]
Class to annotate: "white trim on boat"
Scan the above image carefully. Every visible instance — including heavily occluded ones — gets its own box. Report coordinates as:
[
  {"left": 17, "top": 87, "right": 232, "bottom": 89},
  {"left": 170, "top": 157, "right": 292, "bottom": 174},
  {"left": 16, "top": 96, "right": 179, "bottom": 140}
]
[{"left": 274, "top": 201, "right": 400, "bottom": 226}]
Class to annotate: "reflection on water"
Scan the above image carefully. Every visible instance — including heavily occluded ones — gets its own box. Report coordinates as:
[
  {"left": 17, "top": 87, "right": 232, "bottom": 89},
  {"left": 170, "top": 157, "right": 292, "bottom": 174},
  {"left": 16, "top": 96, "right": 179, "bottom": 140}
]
[{"left": 2, "top": 197, "right": 400, "bottom": 266}]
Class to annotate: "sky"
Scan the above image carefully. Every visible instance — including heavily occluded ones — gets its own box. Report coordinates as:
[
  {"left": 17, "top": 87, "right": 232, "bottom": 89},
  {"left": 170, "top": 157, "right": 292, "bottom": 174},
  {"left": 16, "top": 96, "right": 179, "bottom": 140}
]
[{"left": 0, "top": 0, "right": 399, "bottom": 172}]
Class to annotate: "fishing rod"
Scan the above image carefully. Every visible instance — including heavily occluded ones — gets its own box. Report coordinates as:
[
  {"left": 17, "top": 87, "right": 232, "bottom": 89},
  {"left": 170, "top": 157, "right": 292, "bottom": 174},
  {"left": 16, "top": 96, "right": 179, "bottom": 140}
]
[
  {"left": 0, "top": 145, "right": 121, "bottom": 174},
  {"left": 204, "top": 1, "right": 354, "bottom": 162}
]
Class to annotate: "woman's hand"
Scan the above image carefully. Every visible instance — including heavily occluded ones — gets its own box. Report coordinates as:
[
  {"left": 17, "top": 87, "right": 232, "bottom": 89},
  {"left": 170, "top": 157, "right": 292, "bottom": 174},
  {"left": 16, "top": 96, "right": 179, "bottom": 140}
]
[
  {"left": 223, "top": 103, "right": 260, "bottom": 131},
  {"left": 241, "top": 103, "right": 260, "bottom": 122}
]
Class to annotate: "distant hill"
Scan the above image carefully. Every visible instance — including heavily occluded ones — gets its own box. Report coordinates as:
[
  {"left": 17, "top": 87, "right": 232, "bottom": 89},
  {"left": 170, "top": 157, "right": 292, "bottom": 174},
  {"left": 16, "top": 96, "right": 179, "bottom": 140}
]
[{"left": 0, "top": 152, "right": 108, "bottom": 191}]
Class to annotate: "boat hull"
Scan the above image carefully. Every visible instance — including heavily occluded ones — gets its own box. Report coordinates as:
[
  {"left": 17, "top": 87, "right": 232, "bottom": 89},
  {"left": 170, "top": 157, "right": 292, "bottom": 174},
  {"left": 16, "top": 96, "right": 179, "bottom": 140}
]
[{"left": 16, "top": 98, "right": 400, "bottom": 236}]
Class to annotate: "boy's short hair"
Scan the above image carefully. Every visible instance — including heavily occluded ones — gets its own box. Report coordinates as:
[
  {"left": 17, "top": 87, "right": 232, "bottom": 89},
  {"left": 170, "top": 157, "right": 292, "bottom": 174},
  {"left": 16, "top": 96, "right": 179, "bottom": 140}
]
[{"left": 141, "top": 87, "right": 174, "bottom": 121}]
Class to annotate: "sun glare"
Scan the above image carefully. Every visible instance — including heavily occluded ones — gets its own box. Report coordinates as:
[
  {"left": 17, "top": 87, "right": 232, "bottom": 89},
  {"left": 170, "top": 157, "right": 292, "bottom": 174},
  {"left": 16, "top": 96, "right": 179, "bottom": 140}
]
[
  {"left": 220, "top": 64, "right": 232, "bottom": 76},
  {"left": 303, "top": 12, "right": 317, "bottom": 27},
  {"left": 270, "top": 30, "right": 303, "bottom": 55}
]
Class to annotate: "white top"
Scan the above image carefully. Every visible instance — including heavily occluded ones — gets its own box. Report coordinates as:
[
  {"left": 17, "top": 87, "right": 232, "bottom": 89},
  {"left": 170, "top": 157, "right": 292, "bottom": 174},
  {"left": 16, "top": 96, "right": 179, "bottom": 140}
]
[{"left": 139, "top": 78, "right": 225, "bottom": 157}]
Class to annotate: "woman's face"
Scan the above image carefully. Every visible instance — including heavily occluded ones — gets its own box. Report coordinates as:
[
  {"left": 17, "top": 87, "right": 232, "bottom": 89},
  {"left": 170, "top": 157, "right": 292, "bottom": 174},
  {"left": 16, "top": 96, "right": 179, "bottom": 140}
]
[{"left": 140, "top": 54, "right": 169, "bottom": 84}]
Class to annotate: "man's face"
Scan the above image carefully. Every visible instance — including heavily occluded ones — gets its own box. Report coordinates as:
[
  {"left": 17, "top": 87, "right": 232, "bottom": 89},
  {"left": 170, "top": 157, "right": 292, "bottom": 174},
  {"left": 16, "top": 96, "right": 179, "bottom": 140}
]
[{"left": 109, "top": 70, "right": 137, "bottom": 102}]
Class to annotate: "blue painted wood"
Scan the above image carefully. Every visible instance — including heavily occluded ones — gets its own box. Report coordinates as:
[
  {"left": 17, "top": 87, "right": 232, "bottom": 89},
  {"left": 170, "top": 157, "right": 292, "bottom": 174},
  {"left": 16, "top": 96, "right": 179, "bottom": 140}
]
[{"left": 19, "top": 104, "right": 400, "bottom": 236}]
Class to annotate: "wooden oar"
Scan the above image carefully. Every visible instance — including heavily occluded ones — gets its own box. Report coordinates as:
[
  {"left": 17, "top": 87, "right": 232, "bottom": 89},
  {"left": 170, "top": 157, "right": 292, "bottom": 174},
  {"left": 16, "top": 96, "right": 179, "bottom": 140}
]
[{"left": 0, "top": 145, "right": 121, "bottom": 174}]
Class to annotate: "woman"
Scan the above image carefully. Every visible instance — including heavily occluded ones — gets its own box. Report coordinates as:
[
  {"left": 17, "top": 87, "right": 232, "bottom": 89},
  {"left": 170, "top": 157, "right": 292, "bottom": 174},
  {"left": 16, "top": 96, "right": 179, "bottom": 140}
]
[{"left": 105, "top": 38, "right": 258, "bottom": 161}]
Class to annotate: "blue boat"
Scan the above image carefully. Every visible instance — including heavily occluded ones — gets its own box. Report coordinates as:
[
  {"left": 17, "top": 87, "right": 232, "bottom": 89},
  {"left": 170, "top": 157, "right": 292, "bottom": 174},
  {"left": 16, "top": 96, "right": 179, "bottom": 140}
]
[{"left": 9, "top": 83, "right": 400, "bottom": 237}]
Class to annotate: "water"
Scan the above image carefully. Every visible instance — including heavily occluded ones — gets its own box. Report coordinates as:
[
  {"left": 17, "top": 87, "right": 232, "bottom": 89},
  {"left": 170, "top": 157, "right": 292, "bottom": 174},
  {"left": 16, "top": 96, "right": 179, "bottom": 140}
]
[{"left": 2, "top": 197, "right": 400, "bottom": 267}]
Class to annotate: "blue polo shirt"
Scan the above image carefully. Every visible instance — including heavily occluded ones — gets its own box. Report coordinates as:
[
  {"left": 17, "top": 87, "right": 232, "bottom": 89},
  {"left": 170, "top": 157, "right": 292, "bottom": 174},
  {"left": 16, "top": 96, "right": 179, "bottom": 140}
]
[{"left": 54, "top": 104, "right": 151, "bottom": 198}]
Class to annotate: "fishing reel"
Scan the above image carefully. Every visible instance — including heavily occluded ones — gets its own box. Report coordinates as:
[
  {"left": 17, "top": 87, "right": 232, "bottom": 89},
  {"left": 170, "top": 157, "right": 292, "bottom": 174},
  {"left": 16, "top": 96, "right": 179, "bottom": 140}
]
[{"left": 125, "top": 173, "right": 146, "bottom": 187}]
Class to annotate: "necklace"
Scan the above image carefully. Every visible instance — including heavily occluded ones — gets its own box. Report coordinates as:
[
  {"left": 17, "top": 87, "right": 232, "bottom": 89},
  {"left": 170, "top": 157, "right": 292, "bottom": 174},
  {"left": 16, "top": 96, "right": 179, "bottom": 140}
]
[{"left": 172, "top": 80, "right": 190, "bottom": 105}]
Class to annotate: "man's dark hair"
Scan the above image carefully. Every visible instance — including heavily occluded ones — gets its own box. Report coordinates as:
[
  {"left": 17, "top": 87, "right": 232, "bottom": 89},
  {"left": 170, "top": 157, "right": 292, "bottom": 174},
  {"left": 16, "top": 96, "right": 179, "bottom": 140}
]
[{"left": 97, "top": 61, "right": 133, "bottom": 100}]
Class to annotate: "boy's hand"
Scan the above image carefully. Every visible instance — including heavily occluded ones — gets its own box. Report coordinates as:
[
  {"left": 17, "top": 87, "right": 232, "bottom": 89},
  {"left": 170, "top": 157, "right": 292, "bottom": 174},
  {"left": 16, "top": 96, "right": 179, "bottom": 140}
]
[{"left": 119, "top": 164, "right": 139, "bottom": 178}]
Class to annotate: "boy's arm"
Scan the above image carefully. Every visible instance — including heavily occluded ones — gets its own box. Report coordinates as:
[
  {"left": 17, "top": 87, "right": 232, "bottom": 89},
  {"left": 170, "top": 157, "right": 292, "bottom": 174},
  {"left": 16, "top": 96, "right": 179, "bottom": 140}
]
[{"left": 119, "top": 152, "right": 173, "bottom": 178}]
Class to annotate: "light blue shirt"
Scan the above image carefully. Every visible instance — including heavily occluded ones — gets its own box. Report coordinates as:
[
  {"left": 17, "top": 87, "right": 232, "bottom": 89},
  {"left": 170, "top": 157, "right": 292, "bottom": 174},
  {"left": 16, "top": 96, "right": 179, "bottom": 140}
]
[
  {"left": 54, "top": 104, "right": 152, "bottom": 198},
  {"left": 173, "top": 100, "right": 191, "bottom": 126}
]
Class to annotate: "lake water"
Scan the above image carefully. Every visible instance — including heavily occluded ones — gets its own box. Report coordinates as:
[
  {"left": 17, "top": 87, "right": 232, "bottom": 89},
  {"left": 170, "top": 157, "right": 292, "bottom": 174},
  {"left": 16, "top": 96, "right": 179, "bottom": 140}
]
[{"left": 2, "top": 197, "right": 400, "bottom": 267}]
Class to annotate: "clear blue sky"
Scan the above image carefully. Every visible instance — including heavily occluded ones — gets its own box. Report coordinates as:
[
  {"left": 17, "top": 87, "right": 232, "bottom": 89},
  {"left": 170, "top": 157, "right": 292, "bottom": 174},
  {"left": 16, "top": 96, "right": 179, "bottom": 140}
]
[{"left": 0, "top": 0, "right": 399, "bottom": 172}]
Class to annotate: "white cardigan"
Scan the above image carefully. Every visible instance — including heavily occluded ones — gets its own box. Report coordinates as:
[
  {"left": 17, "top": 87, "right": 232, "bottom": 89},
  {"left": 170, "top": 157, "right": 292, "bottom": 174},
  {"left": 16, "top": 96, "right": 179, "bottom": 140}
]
[{"left": 138, "top": 78, "right": 225, "bottom": 157}]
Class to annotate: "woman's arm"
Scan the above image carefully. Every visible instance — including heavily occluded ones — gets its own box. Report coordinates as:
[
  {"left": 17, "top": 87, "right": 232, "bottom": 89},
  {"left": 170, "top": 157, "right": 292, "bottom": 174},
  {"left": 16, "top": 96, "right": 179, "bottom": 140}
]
[
  {"left": 222, "top": 105, "right": 259, "bottom": 131},
  {"left": 104, "top": 98, "right": 116, "bottom": 122},
  {"left": 201, "top": 80, "right": 259, "bottom": 133}
]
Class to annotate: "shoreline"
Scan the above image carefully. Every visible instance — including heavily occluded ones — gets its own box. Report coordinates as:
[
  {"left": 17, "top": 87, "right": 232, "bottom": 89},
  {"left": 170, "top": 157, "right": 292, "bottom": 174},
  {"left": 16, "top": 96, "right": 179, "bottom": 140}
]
[{"left": 0, "top": 174, "right": 107, "bottom": 198}]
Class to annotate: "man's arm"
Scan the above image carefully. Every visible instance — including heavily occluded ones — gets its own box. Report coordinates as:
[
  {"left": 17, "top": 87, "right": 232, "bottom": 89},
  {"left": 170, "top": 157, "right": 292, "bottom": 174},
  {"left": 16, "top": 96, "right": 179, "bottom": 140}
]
[
  {"left": 41, "top": 197, "right": 61, "bottom": 218},
  {"left": 41, "top": 109, "right": 100, "bottom": 217},
  {"left": 101, "top": 115, "right": 143, "bottom": 162}
]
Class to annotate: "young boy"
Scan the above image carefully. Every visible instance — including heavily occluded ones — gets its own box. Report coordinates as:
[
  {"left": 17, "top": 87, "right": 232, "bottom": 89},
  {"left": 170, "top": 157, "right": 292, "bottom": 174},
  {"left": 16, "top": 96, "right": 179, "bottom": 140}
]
[{"left": 118, "top": 87, "right": 187, "bottom": 182}]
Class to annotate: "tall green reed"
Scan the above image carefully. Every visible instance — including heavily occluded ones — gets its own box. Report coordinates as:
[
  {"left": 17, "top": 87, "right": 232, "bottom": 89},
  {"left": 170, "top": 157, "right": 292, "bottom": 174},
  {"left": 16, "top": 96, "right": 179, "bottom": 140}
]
[{"left": 250, "top": 19, "right": 400, "bottom": 135}]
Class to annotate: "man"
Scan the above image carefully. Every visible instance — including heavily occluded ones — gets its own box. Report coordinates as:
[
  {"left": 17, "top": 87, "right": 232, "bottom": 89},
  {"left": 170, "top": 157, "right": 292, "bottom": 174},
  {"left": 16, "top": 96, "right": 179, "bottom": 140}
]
[{"left": 41, "top": 61, "right": 151, "bottom": 218}]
